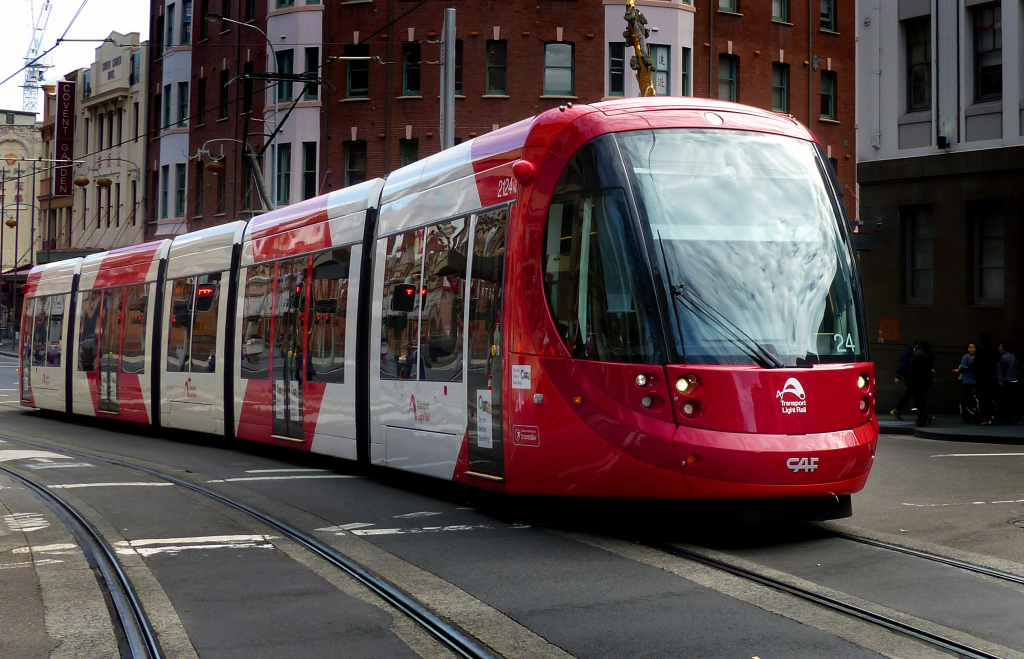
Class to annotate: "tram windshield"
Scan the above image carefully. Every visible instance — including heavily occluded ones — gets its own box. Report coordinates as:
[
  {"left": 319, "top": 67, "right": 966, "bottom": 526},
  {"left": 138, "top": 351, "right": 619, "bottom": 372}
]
[{"left": 618, "top": 128, "right": 864, "bottom": 366}]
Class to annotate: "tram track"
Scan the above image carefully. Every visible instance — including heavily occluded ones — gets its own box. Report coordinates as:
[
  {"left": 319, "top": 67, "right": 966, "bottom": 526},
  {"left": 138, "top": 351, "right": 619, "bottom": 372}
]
[
  {"left": 650, "top": 540, "right": 1016, "bottom": 659},
  {"left": 0, "top": 463, "right": 164, "bottom": 659},
  {"left": 0, "top": 433, "right": 499, "bottom": 659}
]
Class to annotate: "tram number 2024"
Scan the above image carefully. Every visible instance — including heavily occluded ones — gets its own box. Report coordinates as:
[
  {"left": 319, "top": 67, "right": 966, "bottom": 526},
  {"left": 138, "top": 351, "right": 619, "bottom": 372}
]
[
  {"left": 496, "top": 177, "right": 518, "bottom": 199},
  {"left": 833, "top": 333, "right": 856, "bottom": 354}
]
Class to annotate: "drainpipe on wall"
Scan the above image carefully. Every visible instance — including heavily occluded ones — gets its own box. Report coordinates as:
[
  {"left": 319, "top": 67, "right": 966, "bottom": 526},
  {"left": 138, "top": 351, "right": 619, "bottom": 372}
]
[
  {"left": 384, "top": 0, "right": 393, "bottom": 174},
  {"left": 708, "top": 0, "right": 714, "bottom": 98}
]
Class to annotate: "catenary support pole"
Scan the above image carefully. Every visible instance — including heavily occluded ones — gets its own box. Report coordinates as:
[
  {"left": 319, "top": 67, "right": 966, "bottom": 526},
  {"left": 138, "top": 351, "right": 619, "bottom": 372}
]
[{"left": 440, "top": 8, "right": 456, "bottom": 150}]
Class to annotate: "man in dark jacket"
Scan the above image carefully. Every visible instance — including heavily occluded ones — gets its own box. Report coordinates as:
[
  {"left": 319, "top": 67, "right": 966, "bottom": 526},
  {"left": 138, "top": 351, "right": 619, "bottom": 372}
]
[
  {"left": 890, "top": 340, "right": 917, "bottom": 420},
  {"left": 909, "top": 339, "right": 935, "bottom": 426},
  {"left": 970, "top": 335, "right": 1000, "bottom": 425}
]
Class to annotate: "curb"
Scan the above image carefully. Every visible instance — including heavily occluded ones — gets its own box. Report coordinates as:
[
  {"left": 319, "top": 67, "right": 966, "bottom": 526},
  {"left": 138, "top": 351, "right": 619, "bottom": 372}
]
[{"left": 911, "top": 427, "right": 1024, "bottom": 445}]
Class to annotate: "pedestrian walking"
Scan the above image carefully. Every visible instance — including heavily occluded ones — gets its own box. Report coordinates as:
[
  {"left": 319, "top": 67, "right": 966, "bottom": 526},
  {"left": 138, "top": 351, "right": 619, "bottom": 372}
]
[
  {"left": 969, "top": 335, "right": 1000, "bottom": 425},
  {"left": 998, "top": 341, "right": 1021, "bottom": 423},
  {"left": 908, "top": 339, "right": 935, "bottom": 426},
  {"left": 954, "top": 342, "right": 978, "bottom": 422},
  {"left": 890, "top": 340, "right": 917, "bottom": 420}
]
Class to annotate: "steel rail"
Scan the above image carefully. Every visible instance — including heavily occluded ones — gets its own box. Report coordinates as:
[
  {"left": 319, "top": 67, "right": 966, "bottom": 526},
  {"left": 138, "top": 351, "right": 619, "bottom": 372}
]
[
  {"left": 826, "top": 529, "right": 1024, "bottom": 586},
  {"left": 0, "top": 435, "right": 497, "bottom": 659},
  {"left": 0, "top": 464, "right": 163, "bottom": 659},
  {"left": 652, "top": 542, "right": 1006, "bottom": 659}
]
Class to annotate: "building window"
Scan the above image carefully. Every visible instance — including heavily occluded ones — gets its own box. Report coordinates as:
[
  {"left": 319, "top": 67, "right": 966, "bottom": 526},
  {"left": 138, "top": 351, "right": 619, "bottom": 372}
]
[
  {"left": 276, "top": 143, "right": 291, "bottom": 206},
  {"left": 220, "top": 69, "right": 229, "bottom": 118},
  {"left": 973, "top": 202, "right": 1004, "bottom": 304},
  {"left": 304, "top": 47, "right": 319, "bottom": 100},
  {"left": 486, "top": 40, "right": 507, "bottom": 95},
  {"left": 97, "top": 116, "right": 104, "bottom": 151},
  {"left": 400, "top": 138, "right": 418, "bottom": 167},
  {"left": 821, "top": 0, "right": 836, "bottom": 31},
  {"left": 155, "top": 16, "right": 164, "bottom": 54},
  {"left": 181, "top": 0, "right": 192, "bottom": 44},
  {"left": 302, "top": 141, "right": 317, "bottom": 200},
  {"left": 719, "top": 0, "right": 738, "bottom": 11},
  {"left": 651, "top": 45, "right": 669, "bottom": 95},
  {"left": 131, "top": 180, "right": 138, "bottom": 225},
  {"left": 105, "top": 186, "right": 111, "bottom": 228},
  {"left": 403, "top": 42, "right": 421, "bottom": 95},
  {"left": 175, "top": 163, "right": 187, "bottom": 216},
  {"left": 609, "top": 42, "right": 625, "bottom": 97},
  {"left": 345, "top": 44, "right": 369, "bottom": 98},
  {"left": 718, "top": 54, "right": 738, "bottom": 101},
  {"left": 221, "top": 0, "right": 231, "bottom": 20},
  {"left": 820, "top": 70, "right": 836, "bottom": 119},
  {"left": 277, "top": 0, "right": 294, "bottom": 7},
  {"left": 544, "top": 42, "right": 574, "bottom": 96},
  {"left": 243, "top": 61, "right": 254, "bottom": 113},
  {"left": 904, "top": 205, "right": 933, "bottom": 304},
  {"left": 163, "top": 84, "right": 172, "bottom": 128},
  {"left": 130, "top": 52, "right": 141, "bottom": 84},
  {"left": 82, "top": 71, "right": 91, "bottom": 99},
  {"left": 245, "top": 0, "right": 255, "bottom": 21},
  {"left": 107, "top": 111, "right": 114, "bottom": 148},
  {"left": 772, "top": 62, "right": 788, "bottom": 112},
  {"left": 117, "top": 109, "right": 124, "bottom": 145},
  {"left": 974, "top": 5, "right": 1002, "bottom": 102},
  {"left": 178, "top": 82, "right": 189, "bottom": 126},
  {"left": 133, "top": 102, "right": 139, "bottom": 141},
  {"left": 160, "top": 165, "right": 170, "bottom": 219},
  {"left": 277, "top": 49, "right": 294, "bottom": 102},
  {"left": 95, "top": 187, "right": 101, "bottom": 228},
  {"left": 345, "top": 141, "right": 367, "bottom": 186},
  {"left": 115, "top": 183, "right": 121, "bottom": 227},
  {"left": 195, "top": 164, "right": 204, "bottom": 216},
  {"left": 455, "top": 40, "right": 463, "bottom": 95},
  {"left": 906, "top": 17, "right": 931, "bottom": 112},
  {"left": 773, "top": 0, "right": 788, "bottom": 21},
  {"left": 197, "top": 77, "right": 206, "bottom": 123},
  {"left": 218, "top": 169, "right": 226, "bottom": 213},
  {"left": 199, "top": 0, "right": 209, "bottom": 40},
  {"left": 166, "top": 4, "right": 176, "bottom": 48},
  {"left": 682, "top": 47, "right": 691, "bottom": 96}
]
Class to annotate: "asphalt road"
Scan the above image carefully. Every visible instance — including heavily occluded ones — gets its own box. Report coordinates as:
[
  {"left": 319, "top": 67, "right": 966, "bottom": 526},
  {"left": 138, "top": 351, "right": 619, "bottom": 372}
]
[{"left": 1, "top": 355, "right": 1022, "bottom": 659}]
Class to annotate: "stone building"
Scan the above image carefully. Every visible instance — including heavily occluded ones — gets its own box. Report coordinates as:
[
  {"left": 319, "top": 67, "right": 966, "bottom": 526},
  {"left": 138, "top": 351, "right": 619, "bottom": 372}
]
[
  {"left": 857, "top": 0, "right": 1024, "bottom": 412},
  {"left": 0, "top": 109, "right": 44, "bottom": 280}
]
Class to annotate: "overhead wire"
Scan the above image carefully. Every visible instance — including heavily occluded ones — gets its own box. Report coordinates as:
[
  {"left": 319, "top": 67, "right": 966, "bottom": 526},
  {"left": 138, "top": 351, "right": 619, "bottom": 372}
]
[{"left": 0, "top": 0, "right": 93, "bottom": 90}]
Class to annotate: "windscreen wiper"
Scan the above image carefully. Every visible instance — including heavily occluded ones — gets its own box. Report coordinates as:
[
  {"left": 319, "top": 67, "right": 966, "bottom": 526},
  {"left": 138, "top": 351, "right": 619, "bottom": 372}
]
[{"left": 656, "top": 233, "right": 784, "bottom": 369}]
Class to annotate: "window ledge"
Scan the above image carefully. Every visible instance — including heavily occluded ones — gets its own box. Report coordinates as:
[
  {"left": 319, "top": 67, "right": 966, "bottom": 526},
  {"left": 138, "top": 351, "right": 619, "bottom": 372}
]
[
  {"left": 340, "top": 96, "right": 372, "bottom": 102},
  {"left": 898, "top": 110, "right": 932, "bottom": 125},
  {"left": 219, "top": 28, "right": 231, "bottom": 35},
  {"left": 819, "top": 117, "right": 841, "bottom": 124},
  {"left": 771, "top": 19, "right": 793, "bottom": 26},
  {"left": 717, "top": 10, "right": 742, "bottom": 16},
  {"left": 397, "top": 95, "right": 422, "bottom": 99},
  {"left": 820, "top": 28, "right": 840, "bottom": 35},
  {"left": 966, "top": 100, "right": 1002, "bottom": 116},
  {"left": 540, "top": 94, "right": 578, "bottom": 99},
  {"left": 216, "top": 117, "right": 230, "bottom": 123},
  {"left": 482, "top": 94, "right": 509, "bottom": 98},
  {"left": 341, "top": 0, "right": 372, "bottom": 4}
]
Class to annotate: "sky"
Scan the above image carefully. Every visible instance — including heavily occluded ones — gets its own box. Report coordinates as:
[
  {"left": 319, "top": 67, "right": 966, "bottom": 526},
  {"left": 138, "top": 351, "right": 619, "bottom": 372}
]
[{"left": 0, "top": 0, "right": 150, "bottom": 116}]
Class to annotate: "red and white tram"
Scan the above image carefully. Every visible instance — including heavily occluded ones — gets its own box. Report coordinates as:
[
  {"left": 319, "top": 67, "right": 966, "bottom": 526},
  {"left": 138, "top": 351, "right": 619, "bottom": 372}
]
[{"left": 20, "top": 98, "right": 877, "bottom": 507}]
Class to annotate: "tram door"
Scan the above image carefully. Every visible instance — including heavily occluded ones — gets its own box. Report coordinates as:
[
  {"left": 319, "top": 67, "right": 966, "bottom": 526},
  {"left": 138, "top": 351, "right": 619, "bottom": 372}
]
[
  {"left": 98, "top": 288, "right": 123, "bottom": 413},
  {"left": 19, "top": 299, "right": 34, "bottom": 402},
  {"left": 466, "top": 209, "right": 508, "bottom": 477},
  {"left": 272, "top": 256, "right": 308, "bottom": 440}
]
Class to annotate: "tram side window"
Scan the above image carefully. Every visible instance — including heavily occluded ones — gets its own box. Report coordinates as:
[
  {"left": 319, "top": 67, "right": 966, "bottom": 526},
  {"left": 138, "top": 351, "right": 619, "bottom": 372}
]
[
  {"left": 23, "top": 298, "right": 37, "bottom": 367},
  {"left": 121, "top": 284, "right": 148, "bottom": 375},
  {"left": 420, "top": 218, "right": 469, "bottom": 382},
  {"left": 78, "top": 290, "right": 103, "bottom": 372},
  {"left": 240, "top": 264, "right": 273, "bottom": 379},
  {"left": 309, "top": 248, "right": 351, "bottom": 384},
  {"left": 190, "top": 273, "right": 221, "bottom": 373},
  {"left": 380, "top": 229, "right": 425, "bottom": 380},
  {"left": 47, "top": 295, "right": 65, "bottom": 368},
  {"left": 166, "top": 277, "right": 194, "bottom": 373},
  {"left": 544, "top": 189, "right": 658, "bottom": 363},
  {"left": 32, "top": 297, "right": 49, "bottom": 367}
]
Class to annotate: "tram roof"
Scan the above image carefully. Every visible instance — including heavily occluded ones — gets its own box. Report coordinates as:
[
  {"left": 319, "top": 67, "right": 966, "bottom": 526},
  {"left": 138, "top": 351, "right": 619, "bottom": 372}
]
[
  {"left": 79, "top": 239, "right": 170, "bottom": 290},
  {"left": 24, "top": 257, "right": 82, "bottom": 297}
]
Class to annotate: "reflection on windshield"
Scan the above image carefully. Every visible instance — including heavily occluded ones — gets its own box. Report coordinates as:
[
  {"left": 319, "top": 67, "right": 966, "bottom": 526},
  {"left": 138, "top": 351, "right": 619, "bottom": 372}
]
[{"left": 618, "top": 129, "right": 863, "bottom": 366}]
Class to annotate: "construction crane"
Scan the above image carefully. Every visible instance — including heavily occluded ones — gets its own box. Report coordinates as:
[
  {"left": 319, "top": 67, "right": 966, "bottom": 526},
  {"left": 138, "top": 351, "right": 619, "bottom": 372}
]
[
  {"left": 22, "top": 0, "right": 54, "bottom": 112},
  {"left": 623, "top": 0, "right": 656, "bottom": 97}
]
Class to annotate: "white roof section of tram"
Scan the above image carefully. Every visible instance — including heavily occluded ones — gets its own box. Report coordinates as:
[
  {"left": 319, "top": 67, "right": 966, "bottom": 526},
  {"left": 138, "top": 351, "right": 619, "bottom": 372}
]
[
  {"left": 166, "top": 220, "right": 246, "bottom": 279},
  {"left": 27, "top": 257, "right": 82, "bottom": 296}
]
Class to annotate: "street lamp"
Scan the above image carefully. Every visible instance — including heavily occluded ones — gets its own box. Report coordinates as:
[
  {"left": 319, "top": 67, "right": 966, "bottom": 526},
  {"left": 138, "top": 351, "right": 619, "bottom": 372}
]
[
  {"left": 205, "top": 12, "right": 279, "bottom": 204},
  {"left": 191, "top": 137, "right": 274, "bottom": 211}
]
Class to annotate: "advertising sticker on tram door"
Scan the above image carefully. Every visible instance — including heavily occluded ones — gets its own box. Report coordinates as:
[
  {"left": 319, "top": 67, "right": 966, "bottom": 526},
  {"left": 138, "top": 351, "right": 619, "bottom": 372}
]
[
  {"left": 477, "top": 390, "right": 493, "bottom": 448},
  {"left": 511, "top": 365, "right": 531, "bottom": 389}
]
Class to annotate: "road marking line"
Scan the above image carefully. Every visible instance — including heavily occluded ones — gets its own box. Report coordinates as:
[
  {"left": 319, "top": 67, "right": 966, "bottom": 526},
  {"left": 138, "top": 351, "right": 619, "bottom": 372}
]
[
  {"left": 932, "top": 452, "right": 1024, "bottom": 457},
  {"left": 119, "top": 534, "right": 278, "bottom": 547},
  {"left": 25, "top": 462, "right": 93, "bottom": 470},
  {"left": 393, "top": 511, "right": 442, "bottom": 519},
  {"left": 0, "top": 450, "right": 72, "bottom": 462},
  {"left": 205, "top": 474, "right": 359, "bottom": 483},
  {"left": 0, "top": 559, "right": 64, "bottom": 569},
  {"left": 12, "top": 543, "right": 78, "bottom": 554},
  {"left": 902, "top": 499, "right": 1024, "bottom": 507},
  {"left": 351, "top": 524, "right": 492, "bottom": 536},
  {"left": 48, "top": 482, "right": 174, "bottom": 489},
  {"left": 4, "top": 513, "right": 49, "bottom": 532},
  {"left": 243, "top": 468, "right": 328, "bottom": 473},
  {"left": 114, "top": 534, "right": 280, "bottom": 557}
]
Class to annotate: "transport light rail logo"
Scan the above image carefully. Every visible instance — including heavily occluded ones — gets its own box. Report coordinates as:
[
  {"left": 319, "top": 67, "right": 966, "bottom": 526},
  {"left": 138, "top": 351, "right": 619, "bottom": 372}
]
[{"left": 776, "top": 377, "right": 807, "bottom": 414}]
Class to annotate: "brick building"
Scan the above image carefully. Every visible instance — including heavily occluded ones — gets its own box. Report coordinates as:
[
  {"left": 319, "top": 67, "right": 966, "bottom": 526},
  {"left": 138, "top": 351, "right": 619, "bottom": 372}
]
[{"left": 145, "top": 0, "right": 856, "bottom": 238}]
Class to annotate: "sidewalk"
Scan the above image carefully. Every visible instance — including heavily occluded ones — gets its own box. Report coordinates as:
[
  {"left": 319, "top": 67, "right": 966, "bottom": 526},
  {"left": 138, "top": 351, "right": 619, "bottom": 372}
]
[{"left": 878, "top": 413, "right": 1024, "bottom": 444}]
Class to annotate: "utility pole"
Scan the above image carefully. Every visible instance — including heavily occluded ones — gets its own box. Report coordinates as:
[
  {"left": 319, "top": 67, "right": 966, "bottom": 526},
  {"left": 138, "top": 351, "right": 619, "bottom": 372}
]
[
  {"left": 13, "top": 165, "right": 20, "bottom": 340},
  {"left": 30, "top": 162, "right": 37, "bottom": 267},
  {"left": 439, "top": 8, "right": 456, "bottom": 150},
  {"left": 0, "top": 167, "right": 5, "bottom": 345}
]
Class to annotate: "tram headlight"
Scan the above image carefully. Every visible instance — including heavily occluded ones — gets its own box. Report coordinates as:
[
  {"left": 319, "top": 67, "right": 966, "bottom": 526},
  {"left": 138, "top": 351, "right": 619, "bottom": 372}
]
[
  {"left": 635, "top": 373, "right": 650, "bottom": 388},
  {"left": 857, "top": 373, "right": 870, "bottom": 390},
  {"left": 859, "top": 396, "right": 872, "bottom": 414},
  {"left": 675, "top": 376, "right": 691, "bottom": 393}
]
